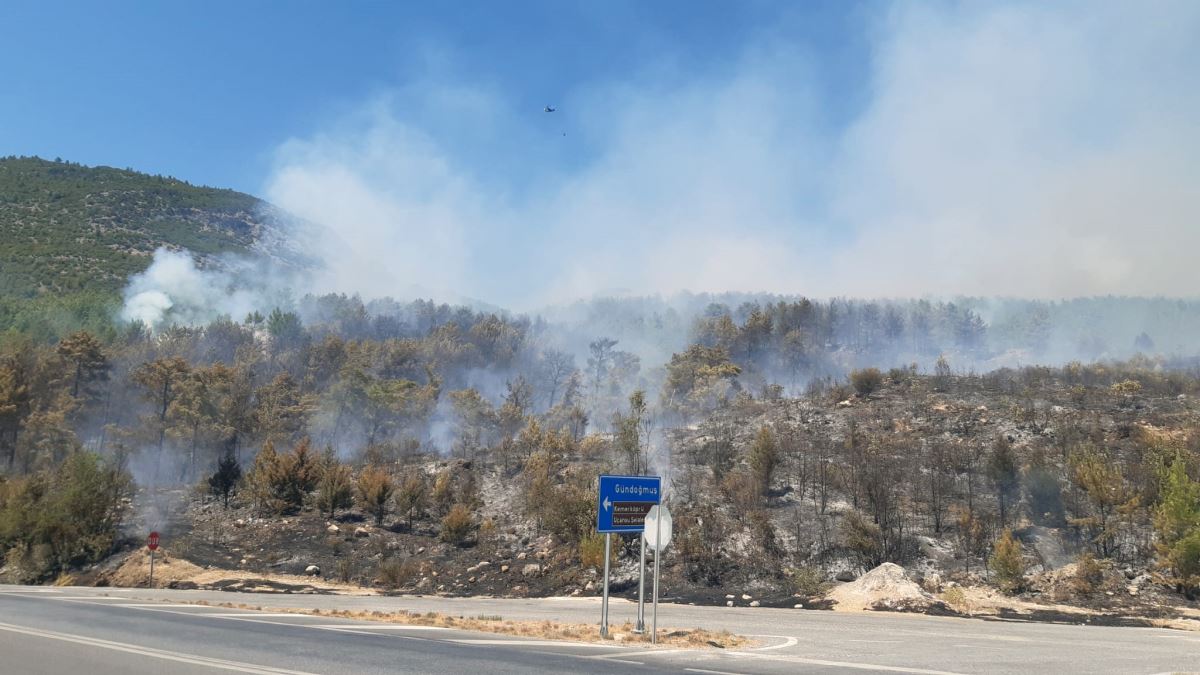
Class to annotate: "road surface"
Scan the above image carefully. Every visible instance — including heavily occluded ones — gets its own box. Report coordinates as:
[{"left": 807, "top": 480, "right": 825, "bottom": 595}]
[{"left": 0, "top": 585, "right": 1196, "bottom": 674}]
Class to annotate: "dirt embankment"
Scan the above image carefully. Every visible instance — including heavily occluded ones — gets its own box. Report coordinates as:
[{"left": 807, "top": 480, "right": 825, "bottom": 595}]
[
  {"left": 97, "top": 548, "right": 369, "bottom": 595},
  {"left": 827, "top": 563, "right": 947, "bottom": 613}
]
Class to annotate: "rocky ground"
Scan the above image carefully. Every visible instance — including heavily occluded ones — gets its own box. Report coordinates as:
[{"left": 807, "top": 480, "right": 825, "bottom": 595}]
[
  {"left": 68, "top": 473, "right": 1200, "bottom": 634},
  {"left": 56, "top": 372, "right": 1200, "bottom": 632}
]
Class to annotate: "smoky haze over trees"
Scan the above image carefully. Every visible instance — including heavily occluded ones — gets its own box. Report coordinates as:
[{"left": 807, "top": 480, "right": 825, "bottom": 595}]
[
  {"left": 4, "top": 290, "right": 1200, "bottom": 478},
  {"left": 4, "top": 285, "right": 1200, "bottom": 592}
]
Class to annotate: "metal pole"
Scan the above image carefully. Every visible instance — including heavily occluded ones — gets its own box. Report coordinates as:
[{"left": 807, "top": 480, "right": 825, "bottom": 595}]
[
  {"left": 651, "top": 510, "right": 661, "bottom": 644},
  {"left": 148, "top": 550, "right": 155, "bottom": 589},
  {"left": 600, "top": 532, "right": 611, "bottom": 637},
  {"left": 635, "top": 534, "right": 646, "bottom": 633}
]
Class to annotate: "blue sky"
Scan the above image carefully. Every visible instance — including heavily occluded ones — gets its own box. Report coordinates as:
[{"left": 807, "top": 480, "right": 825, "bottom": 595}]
[
  {"left": 4, "top": 1, "right": 1198, "bottom": 306},
  {"left": 0, "top": 0, "right": 868, "bottom": 194}
]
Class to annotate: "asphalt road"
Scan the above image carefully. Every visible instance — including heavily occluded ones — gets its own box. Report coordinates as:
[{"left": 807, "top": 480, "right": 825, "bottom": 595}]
[{"left": 0, "top": 585, "right": 1197, "bottom": 674}]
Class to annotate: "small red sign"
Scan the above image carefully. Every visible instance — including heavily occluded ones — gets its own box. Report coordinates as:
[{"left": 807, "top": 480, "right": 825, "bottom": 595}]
[{"left": 147, "top": 531, "right": 160, "bottom": 551}]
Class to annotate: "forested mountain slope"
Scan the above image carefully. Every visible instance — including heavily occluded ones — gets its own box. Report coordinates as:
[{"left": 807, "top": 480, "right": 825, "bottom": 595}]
[{"left": 0, "top": 156, "right": 301, "bottom": 338}]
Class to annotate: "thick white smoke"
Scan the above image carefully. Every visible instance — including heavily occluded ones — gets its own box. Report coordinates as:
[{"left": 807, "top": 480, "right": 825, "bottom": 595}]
[
  {"left": 261, "top": 0, "right": 1200, "bottom": 308},
  {"left": 121, "top": 0, "right": 1200, "bottom": 327},
  {"left": 120, "top": 248, "right": 296, "bottom": 328}
]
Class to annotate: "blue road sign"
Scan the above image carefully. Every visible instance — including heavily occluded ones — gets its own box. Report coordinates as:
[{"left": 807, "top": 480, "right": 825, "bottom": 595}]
[{"left": 597, "top": 475, "right": 661, "bottom": 533}]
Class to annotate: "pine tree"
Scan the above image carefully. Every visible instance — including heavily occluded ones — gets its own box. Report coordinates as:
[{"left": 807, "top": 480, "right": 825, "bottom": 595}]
[
  {"left": 749, "top": 425, "right": 780, "bottom": 498},
  {"left": 208, "top": 448, "right": 242, "bottom": 508},
  {"left": 247, "top": 440, "right": 283, "bottom": 514},
  {"left": 314, "top": 448, "right": 353, "bottom": 518},
  {"left": 357, "top": 466, "right": 395, "bottom": 526},
  {"left": 395, "top": 471, "right": 428, "bottom": 531},
  {"left": 987, "top": 436, "right": 1020, "bottom": 526},
  {"left": 1154, "top": 457, "right": 1200, "bottom": 598}
]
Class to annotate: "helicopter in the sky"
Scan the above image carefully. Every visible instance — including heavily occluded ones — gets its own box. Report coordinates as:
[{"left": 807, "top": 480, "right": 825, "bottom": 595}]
[{"left": 544, "top": 105, "right": 556, "bottom": 113}]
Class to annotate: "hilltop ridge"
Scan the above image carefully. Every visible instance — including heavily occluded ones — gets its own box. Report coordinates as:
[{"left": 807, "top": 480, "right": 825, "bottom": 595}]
[
  {"left": 0, "top": 156, "right": 304, "bottom": 298},
  {"left": 0, "top": 156, "right": 307, "bottom": 337}
]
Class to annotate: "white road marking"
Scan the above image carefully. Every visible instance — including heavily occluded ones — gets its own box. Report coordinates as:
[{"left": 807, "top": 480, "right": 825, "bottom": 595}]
[
  {"left": 50, "top": 596, "right": 136, "bottom": 601},
  {"left": 0, "top": 621, "right": 317, "bottom": 674},
  {"left": 0, "top": 588, "right": 61, "bottom": 594},
  {"left": 685, "top": 668, "right": 748, "bottom": 675},
  {"left": 726, "top": 651, "right": 968, "bottom": 675},
  {"left": 587, "top": 649, "right": 688, "bottom": 659},
  {"left": 744, "top": 634, "right": 799, "bottom": 650},
  {"left": 451, "top": 639, "right": 620, "bottom": 647},
  {"left": 197, "top": 613, "right": 315, "bottom": 618},
  {"left": 118, "top": 603, "right": 217, "bottom": 608},
  {"left": 308, "top": 624, "right": 449, "bottom": 630},
  {"left": 951, "top": 644, "right": 1004, "bottom": 650}
]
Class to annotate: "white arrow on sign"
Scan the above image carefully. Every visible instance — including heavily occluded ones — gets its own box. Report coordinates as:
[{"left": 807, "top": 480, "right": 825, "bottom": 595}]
[
  {"left": 603, "top": 497, "right": 612, "bottom": 511},
  {"left": 643, "top": 505, "right": 672, "bottom": 549}
]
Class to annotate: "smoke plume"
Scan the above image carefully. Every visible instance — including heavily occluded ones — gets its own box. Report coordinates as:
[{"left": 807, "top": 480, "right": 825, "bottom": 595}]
[
  {"left": 258, "top": 1, "right": 1199, "bottom": 308},
  {"left": 120, "top": 1, "right": 1200, "bottom": 328}
]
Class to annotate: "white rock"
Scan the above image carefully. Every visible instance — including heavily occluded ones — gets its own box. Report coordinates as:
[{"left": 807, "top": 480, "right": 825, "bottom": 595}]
[
  {"left": 726, "top": 600, "right": 734, "bottom": 607},
  {"left": 741, "top": 594, "right": 752, "bottom": 600},
  {"left": 304, "top": 565, "right": 320, "bottom": 576},
  {"left": 749, "top": 600, "right": 761, "bottom": 607},
  {"left": 794, "top": 603, "right": 804, "bottom": 609},
  {"left": 725, "top": 594, "right": 735, "bottom": 599},
  {"left": 326, "top": 524, "right": 340, "bottom": 534},
  {"left": 522, "top": 563, "right": 541, "bottom": 577},
  {"left": 354, "top": 527, "right": 370, "bottom": 538}
]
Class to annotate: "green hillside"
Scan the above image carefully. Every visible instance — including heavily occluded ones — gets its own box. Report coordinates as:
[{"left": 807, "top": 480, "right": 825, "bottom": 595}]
[{"left": 0, "top": 156, "right": 298, "bottom": 340}]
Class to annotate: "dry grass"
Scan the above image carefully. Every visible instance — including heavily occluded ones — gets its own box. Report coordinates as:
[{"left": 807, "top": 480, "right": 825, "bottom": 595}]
[
  {"left": 941, "top": 586, "right": 971, "bottom": 612},
  {"left": 1150, "top": 616, "right": 1200, "bottom": 632},
  {"left": 193, "top": 601, "right": 752, "bottom": 648},
  {"left": 102, "top": 549, "right": 374, "bottom": 594}
]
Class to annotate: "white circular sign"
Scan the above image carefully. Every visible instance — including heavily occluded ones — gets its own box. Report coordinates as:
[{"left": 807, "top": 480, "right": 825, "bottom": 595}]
[{"left": 643, "top": 505, "right": 672, "bottom": 549}]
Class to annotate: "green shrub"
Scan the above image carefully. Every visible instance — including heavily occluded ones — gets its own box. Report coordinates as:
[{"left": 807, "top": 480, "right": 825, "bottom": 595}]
[
  {"left": 1070, "top": 551, "right": 1105, "bottom": 597},
  {"left": 579, "top": 532, "right": 614, "bottom": 572},
  {"left": 841, "top": 510, "right": 883, "bottom": 568},
  {"left": 990, "top": 530, "right": 1025, "bottom": 594},
  {"left": 376, "top": 558, "right": 419, "bottom": 589},
  {"left": 941, "top": 586, "right": 969, "bottom": 611},
  {"left": 790, "top": 565, "right": 828, "bottom": 597},
  {"left": 0, "top": 452, "right": 131, "bottom": 582},
  {"left": 1153, "top": 456, "right": 1200, "bottom": 598},
  {"left": 440, "top": 503, "right": 474, "bottom": 546},
  {"left": 849, "top": 368, "right": 883, "bottom": 397}
]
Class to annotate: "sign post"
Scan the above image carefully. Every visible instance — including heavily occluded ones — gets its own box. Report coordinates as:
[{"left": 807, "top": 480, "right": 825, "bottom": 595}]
[
  {"left": 147, "top": 531, "right": 160, "bottom": 588},
  {"left": 600, "top": 532, "right": 611, "bottom": 637},
  {"left": 596, "top": 475, "right": 661, "bottom": 638},
  {"left": 636, "top": 534, "right": 646, "bottom": 633},
  {"left": 643, "top": 505, "right": 672, "bottom": 644}
]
